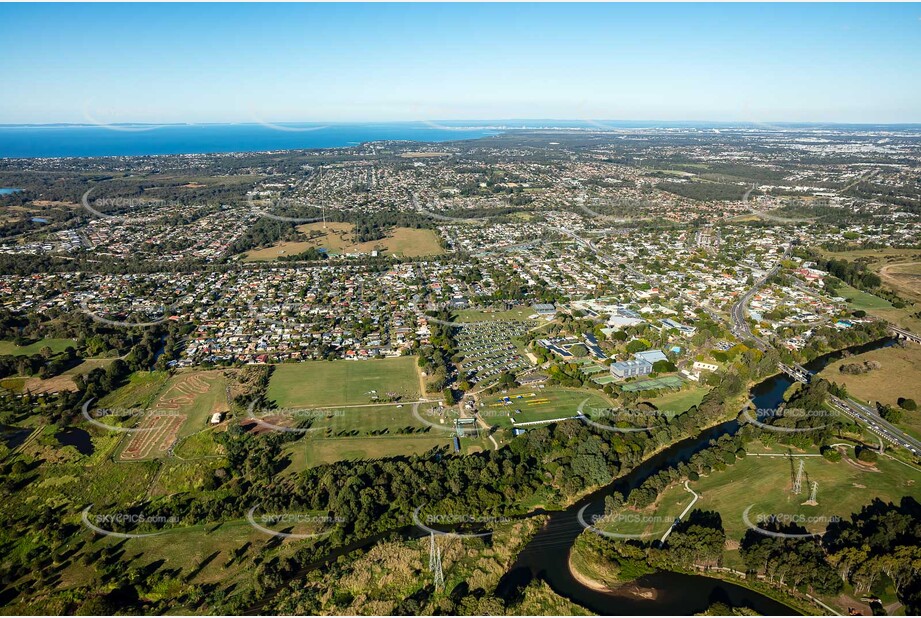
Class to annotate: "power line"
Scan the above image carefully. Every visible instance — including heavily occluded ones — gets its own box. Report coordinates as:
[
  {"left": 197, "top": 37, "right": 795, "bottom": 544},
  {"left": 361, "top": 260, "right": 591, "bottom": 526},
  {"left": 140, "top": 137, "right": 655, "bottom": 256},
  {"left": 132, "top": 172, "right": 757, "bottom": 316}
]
[
  {"left": 793, "top": 459, "right": 805, "bottom": 495},
  {"left": 428, "top": 532, "right": 444, "bottom": 590}
]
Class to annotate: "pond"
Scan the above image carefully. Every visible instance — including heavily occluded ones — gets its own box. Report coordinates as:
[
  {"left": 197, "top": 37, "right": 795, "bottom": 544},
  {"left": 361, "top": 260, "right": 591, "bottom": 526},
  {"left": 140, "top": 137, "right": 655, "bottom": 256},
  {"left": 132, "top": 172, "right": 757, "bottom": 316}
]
[
  {"left": 55, "top": 427, "right": 94, "bottom": 456},
  {"left": 0, "top": 425, "right": 32, "bottom": 449}
]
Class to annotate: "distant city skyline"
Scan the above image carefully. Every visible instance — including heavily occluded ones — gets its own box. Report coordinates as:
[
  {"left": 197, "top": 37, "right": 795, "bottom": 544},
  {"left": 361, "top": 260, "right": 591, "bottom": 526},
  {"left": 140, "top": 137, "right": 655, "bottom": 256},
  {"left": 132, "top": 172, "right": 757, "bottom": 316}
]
[{"left": 2, "top": 3, "right": 920, "bottom": 125}]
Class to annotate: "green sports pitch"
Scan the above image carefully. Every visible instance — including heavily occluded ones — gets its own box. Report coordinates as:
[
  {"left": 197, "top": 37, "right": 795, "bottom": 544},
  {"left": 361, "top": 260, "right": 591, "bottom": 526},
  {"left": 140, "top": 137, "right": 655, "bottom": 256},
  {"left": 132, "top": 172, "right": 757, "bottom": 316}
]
[
  {"left": 482, "top": 387, "right": 613, "bottom": 427},
  {"left": 266, "top": 357, "right": 422, "bottom": 408}
]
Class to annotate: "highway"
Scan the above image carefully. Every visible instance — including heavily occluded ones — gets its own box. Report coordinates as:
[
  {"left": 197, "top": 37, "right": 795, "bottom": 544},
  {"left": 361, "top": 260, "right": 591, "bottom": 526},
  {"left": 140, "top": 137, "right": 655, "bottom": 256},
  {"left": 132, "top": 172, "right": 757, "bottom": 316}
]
[
  {"left": 778, "top": 346, "right": 921, "bottom": 456},
  {"left": 828, "top": 394, "right": 921, "bottom": 455},
  {"left": 715, "top": 243, "right": 921, "bottom": 458}
]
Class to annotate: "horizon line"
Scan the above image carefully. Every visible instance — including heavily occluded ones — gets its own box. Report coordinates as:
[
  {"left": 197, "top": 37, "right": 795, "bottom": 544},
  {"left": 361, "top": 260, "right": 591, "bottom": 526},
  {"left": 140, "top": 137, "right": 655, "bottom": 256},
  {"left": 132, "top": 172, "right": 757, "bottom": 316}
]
[{"left": 3, "top": 119, "right": 921, "bottom": 128}]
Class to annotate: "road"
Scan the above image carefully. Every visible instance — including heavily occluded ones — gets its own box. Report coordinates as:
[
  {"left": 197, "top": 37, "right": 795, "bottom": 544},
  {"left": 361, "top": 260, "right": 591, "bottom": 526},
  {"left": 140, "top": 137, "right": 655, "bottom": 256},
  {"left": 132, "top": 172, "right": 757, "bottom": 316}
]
[
  {"left": 828, "top": 395, "right": 921, "bottom": 455},
  {"left": 560, "top": 225, "right": 729, "bottom": 330},
  {"left": 719, "top": 244, "right": 921, "bottom": 458},
  {"left": 565, "top": 222, "right": 921, "bottom": 461},
  {"left": 729, "top": 245, "right": 791, "bottom": 350}
]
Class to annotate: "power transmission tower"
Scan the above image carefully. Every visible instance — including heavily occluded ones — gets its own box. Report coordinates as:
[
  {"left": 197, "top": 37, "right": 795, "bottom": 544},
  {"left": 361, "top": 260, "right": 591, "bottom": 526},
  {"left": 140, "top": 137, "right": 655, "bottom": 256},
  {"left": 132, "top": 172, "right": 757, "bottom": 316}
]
[
  {"left": 809, "top": 481, "right": 818, "bottom": 503},
  {"left": 428, "top": 533, "right": 444, "bottom": 590},
  {"left": 793, "top": 459, "right": 805, "bottom": 495}
]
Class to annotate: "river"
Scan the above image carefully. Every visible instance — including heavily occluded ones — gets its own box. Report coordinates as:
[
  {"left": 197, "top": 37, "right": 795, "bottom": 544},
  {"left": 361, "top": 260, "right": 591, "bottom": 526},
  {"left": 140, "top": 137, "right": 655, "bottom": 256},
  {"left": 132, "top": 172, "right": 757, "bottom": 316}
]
[
  {"left": 494, "top": 336, "right": 897, "bottom": 615},
  {"left": 245, "top": 336, "right": 897, "bottom": 615}
]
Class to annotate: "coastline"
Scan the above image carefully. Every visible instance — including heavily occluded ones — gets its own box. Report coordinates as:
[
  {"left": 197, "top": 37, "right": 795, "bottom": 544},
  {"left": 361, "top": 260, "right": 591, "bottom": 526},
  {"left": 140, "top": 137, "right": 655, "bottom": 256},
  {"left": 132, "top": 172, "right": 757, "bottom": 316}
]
[{"left": 0, "top": 123, "right": 500, "bottom": 159}]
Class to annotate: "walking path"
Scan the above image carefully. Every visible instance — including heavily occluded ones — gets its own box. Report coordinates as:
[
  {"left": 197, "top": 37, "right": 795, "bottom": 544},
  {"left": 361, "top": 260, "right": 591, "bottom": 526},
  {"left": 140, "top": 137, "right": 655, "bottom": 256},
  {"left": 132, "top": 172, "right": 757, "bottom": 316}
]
[{"left": 660, "top": 480, "right": 699, "bottom": 543}]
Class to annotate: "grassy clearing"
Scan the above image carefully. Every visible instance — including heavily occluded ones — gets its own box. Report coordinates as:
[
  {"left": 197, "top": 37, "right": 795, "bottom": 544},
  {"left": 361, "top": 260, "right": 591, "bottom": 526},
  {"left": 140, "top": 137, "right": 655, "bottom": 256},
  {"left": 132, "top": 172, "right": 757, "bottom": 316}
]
[
  {"left": 149, "top": 457, "right": 227, "bottom": 495},
  {"left": 283, "top": 434, "right": 448, "bottom": 469},
  {"left": 173, "top": 426, "right": 226, "bottom": 459},
  {"left": 867, "top": 306, "right": 921, "bottom": 334},
  {"left": 481, "top": 387, "right": 612, "bottom": 427},
  {"left": 63, "top": 358, "right": 115, "bottom": 375},
  {"left": 601, "top": 442, "right": 921, "bottom": 543},
  {"left": 596, "top": 486, "right": 694, "bottom": 539},
  {"left": 98, "top": 371, "right": 170, "bottom": 410},
  {"left": 818, "top": 248, "right": 921, "bottom": 263},
  {"left": 14, "top": 453, "right": 158, "bottom": 512},
  {"left": 819, "top": 248, "right": 921, "bottom": 330},
  {"left": 455, "top": 307, "right": 535, "bottom": 322},
  {"left": 643, "top": 386, "right": 709, "bottom": 415},
  {"left": 0, "top": 338, "right": 77, "bottom": 356},
  {"left": 277, "top": 404, "right": 432, "bottom": 437},
  {"left": 54, "top": 517, "right": 281, "bottom": 594},
  {"left": 818, "top": 343, "right": 921, "bottom": 440},
  {"left": 244, "top": 221, "right": 444, "bottom": 260},
  {"left": 0, "top": 376, "right": 27, "bottom": 392},
  {"left": 0, "top": 359, "right": 117, "bottom": 395},
  {"left": 833, "top": 282, "right": 893, "bottom": 310},
  {"left": 879, "top": 261, "right": 921, "bottom": 304},
  {"left": 818, "top": 344, "right": 921, "bottom": 407},
  {"left": 399, "top": 151, "right": 451, "bottom": 158},
  {"left": 267, "top": 357, "right": 421, "bottom": 408}
]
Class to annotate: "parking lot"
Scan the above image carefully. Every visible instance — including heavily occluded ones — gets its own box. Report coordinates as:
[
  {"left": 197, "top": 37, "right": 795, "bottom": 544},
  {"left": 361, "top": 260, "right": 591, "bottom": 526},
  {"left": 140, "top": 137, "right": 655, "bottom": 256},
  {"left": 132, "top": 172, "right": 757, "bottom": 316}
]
[{"left": 456, "top": 320, "right": 531, "bottom": 387}]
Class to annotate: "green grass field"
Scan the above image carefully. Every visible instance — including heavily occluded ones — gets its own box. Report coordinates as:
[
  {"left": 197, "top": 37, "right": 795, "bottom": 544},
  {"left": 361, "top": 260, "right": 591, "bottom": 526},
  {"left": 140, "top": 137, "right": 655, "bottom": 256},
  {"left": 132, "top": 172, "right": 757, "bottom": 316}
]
[
  {"left": 98, "top": 371, "right": 170, "bottom": 410},
  {"left": 817, "top": 344, "right": 921, "bottom": 441},
  {"left": 150, "top": 457, "right": 227, "bottom": 494},
  {"left": 244, "top": 221, "right": 444, "bottom": 260},
  {"left": 600, "top": 442, "right": 921, "bottom": 542},
  {"left": 286, "top": 404, "right": 433, "bottom": 437},
  {"left": 63, "top": 358, "right": 114, "bottom": 375},
  {"left": 621, "top": 375, "right": 685, "bottom": 392},
  {"left": 283, "top": 434, "right": 448, "bottom": 469},
  {"left": 0, "top": 376, "right": 27, "bottom": 392},
  {"left": 455, "top": 308, "right": 535, "bottom": 323},
  {"left": 44, "top": 516, "right": 293, "bottom": 599},
  {"left": 643, "top": 386, "right": 709, "bottom": 415},
  {"left": 162, "top": 371, "right": 229, "bottom": 439},
  {"left": 172, "top": 427, "right": 225, "bottom": 459},
  {"left": 0, "top": 338, "right": 77, "bottom": 356},
  {"left": 833, "top": 282, "right": 894, "bottom": 310},
  {"left": 267, "top": 357, "right": 421, "bottom": 408},
  {"left": 595, "top": 486, "right": 694, "bottom": 539},
  {"left": 482, "top": 387, "right": 612, "bottom": 427}
]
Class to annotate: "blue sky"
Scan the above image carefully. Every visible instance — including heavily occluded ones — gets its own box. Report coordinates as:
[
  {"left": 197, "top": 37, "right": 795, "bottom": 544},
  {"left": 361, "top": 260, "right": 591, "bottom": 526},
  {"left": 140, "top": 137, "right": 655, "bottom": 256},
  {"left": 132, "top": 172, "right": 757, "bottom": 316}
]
[{"left": 2, "top": 3, "right": 920, "bottom": 124}]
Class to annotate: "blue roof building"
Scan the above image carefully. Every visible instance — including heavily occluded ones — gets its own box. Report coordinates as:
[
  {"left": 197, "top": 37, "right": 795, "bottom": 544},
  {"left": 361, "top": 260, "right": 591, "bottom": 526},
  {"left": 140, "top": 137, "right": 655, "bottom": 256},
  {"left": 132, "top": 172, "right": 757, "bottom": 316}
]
[{"left": 633, "top": 349, "right": 668, "bottom": 365}]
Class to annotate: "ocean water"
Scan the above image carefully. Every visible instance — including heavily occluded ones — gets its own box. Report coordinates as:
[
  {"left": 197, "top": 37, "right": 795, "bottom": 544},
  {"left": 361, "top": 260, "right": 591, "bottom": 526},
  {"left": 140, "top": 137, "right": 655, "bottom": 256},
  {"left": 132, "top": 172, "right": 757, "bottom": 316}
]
[{"left": 0, "top": 122, "right": 499, "bottom": 158}]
